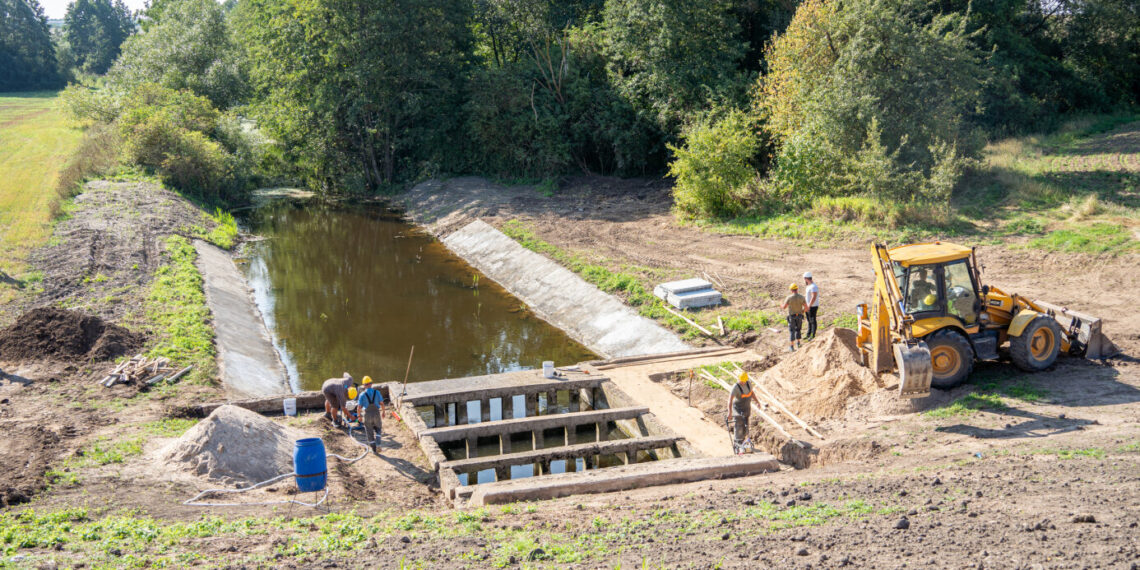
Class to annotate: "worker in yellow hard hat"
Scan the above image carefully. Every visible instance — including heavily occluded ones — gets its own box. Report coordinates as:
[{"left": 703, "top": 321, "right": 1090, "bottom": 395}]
[
  {"left": 355, "top": 376, "right": 387, "bottom": 454},
  {"left": 781, "top": 283, "right": 807, "bottom": 352},
  {"left": 726, "top": 371, "right": 762, "bottom": 453}
]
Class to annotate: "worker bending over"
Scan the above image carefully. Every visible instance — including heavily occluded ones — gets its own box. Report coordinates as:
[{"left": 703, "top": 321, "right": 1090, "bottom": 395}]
[
  {"left": 726, "top": 372, "right": 762, "bottom": 453},
  {"left": 357, "top": 376, "right": 387, "bottom": 454},
  {"left": 322, "top": 372, "right": 355, "bottom": 428},
  {"left": 782, "top": 283, "right": 808, "bottom": 352}
]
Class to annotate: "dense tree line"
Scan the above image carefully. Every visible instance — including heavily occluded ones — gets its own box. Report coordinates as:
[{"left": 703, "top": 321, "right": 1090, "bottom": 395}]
[
  {"left": 53, "top": 0, "right": 1140, "bottom": 215},
  {"left": 1, "top": 0, "right": 60, "bottom": 90}
]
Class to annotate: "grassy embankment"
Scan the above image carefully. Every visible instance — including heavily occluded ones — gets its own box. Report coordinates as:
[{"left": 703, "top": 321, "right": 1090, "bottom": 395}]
[
  {"left": 694, "top": 114, "right": 1140, "bottom": 252},
  {"left": 0, "top": 92, "right": 83, "bottom": 305}
]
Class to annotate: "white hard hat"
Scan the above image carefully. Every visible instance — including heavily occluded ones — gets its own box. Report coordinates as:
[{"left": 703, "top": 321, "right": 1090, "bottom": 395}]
[{"left": 803, "top": 271, "right": 813, "bottom": 279}]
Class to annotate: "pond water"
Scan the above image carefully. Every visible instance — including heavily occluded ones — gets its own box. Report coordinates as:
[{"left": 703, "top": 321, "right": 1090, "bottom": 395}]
[{"left": 240, "top": 200, "right": 597, "bottom": 392}]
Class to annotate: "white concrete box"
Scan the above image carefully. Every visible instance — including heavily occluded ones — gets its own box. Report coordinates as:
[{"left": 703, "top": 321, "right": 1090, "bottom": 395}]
[{"left": 654, "top": 279, "right": 722, "bottom": 309}]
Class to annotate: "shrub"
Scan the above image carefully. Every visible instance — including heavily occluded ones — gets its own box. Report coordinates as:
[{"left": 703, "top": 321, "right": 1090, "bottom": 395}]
[
  {"left": 52, "top": 124, "right": 122, "bottom": 218},
  {"left": 668, "top": 108, "right": 759, "bottom": 218}
]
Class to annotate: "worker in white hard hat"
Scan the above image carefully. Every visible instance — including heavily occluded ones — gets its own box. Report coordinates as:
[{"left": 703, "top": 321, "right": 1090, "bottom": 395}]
[{"left": 803, "top": 271, "right": 820, "bottom": 340}]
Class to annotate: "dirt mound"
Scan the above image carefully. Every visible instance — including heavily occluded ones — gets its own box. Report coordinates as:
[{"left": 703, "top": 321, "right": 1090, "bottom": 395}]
[
  {"left": 757, "top": 328, "right": 884, "bottom": 422},
  {"left": 158, "top": 405, "right": 306, "bottom": 486},
  {"left": 0, "top": 308, "right": 143, "bottom": 361}
]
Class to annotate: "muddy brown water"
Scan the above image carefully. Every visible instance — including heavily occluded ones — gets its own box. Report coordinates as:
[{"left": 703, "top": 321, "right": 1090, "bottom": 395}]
[{"left": 240, "top": 201, "right": 597, "bottom": 392}]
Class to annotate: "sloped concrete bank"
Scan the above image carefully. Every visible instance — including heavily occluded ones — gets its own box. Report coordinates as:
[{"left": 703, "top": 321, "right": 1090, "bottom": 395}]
[
  {"left": 194, "top": 240, "right": 290, "bottom": 399},
  {"left": 441, "top": 220, "right": 689, "bottom": 359}
]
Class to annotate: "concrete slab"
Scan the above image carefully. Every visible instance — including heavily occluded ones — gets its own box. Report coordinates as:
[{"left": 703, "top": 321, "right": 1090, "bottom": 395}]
[
  {"left": 465, "top": 454, "right": 780, "bottom": 506},
  {"left": 654, "top": 278, "right": 715, "bottom": 296},
  {"left": 585, "top": 352, "right": 767, "bottom": 457},
  {"left": 419, "top": 406, "right": 649, "bottom": 442},
  {"left": 399, "top": 369, "right": 606, "bottom": 407},
  {"left": 442, "top": 220, "right": 690, "bottom": 358},
  {"left": 666, "top": 288, "right": 722, "bottom": 309},
  {"left": 440, "top": 435, "right": 682, "bottom": 473},
  {"left": 194, "top": 240, "right": 289, "bottom": 399}
]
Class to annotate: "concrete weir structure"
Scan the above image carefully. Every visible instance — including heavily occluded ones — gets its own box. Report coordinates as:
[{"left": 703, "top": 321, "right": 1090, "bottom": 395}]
[
  {"left": 442, "top": 220, "right": 690, "bottom": 358},
  {"left": 397, "top": 369, "right": 779, "bottom": 507}
]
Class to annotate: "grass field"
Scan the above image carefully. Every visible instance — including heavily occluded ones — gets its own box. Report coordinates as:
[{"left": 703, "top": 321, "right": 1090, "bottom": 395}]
[{"left": 0, "top": 91, "right": 82, "bottom": 304}]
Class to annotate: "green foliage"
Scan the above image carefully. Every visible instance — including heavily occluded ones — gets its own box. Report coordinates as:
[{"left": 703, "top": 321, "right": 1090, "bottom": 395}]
[
  {"left": 722, "top": 310, "right": 782, "bottom": 332},
  {"left": 107, "top": 0, "right": 245, "bottom": 108},
  {"left": 830, "top": 313, "right": 857, "bottom": 330},
  {"left": 758, "top": 0, "right": 982, "bottom": 211},
  {"left": 63, "top": 0, "right": 134, "bottom": 76},
  {"left": 0, "top": 0, "right": 62, "bottom": 90},
  {"left": 140, "top": 418, "right": 198, "bottom": 437},
  {"left": 669, "top": 108, "right": 759, "bottom": 218},
  {"left": 604, "top": 0, "right": 747, "bottom": 131},
  {"left": 235, "top": 0, "right": 471, "bottom": 191},
  {"left": 145, "top": 236, "right": 217, "bottom": 384}
]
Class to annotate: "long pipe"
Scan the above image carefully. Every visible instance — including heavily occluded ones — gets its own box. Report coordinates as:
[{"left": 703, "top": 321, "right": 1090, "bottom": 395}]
[{"left": 399, "top": 345, "right": 415, "bottom": 396}]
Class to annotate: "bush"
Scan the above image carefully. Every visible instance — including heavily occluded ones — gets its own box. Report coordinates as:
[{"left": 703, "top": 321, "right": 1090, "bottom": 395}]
[
  {"left": 52, "top": 124, "right": 122, "bottom": 218},
  {"left": 668, "top": 108, "right": 759, "bottom": 217}
]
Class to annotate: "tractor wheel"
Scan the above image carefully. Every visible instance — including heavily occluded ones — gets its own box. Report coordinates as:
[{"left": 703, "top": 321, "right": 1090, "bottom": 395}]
[
  {"left": 1010, "top": 315, "right": 1062, "bottom": 372},
  {"left": 925, "top": 329, "right": 974, "bottom": 389}
]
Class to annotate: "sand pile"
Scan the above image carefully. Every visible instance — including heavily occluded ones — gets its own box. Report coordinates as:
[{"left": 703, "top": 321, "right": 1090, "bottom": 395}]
[
  {"left": 756, "top": 328, "right": 884, "bottom": 422},
  {"left": 0, "top": 308, "right": 143, "bottom": 361},
  {"left": 159, "top": 405, "right": 306, "bottom": 486}
]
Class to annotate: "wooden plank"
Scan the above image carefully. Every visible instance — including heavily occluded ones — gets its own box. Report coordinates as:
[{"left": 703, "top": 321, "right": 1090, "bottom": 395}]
[
  {"left": 441, "top": 435, "right": 682, "bottom": 474},
  {"left": 400, "top": 376, "right": 608, "bottom": 408},
  {"left": 701, "top": 370, "right": 797, "bottom": 442},
  {"left": 420, "top": 406, "right": 649, "bottom": 443},
  {"left": 196, "top": 390, "right": 325, "bottom": 416},
  {"left": 662, "top": 305, "right": 715, "bottom": 337},
  {"left": 729, "top": 363, "right": 824, "bottom": 440},
  {"left": 591, "top": 347, "right": 744, "bottom": 370}
]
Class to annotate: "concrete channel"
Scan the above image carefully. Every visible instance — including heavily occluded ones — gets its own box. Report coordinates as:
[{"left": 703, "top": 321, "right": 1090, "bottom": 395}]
[{"left": 397, "top": 368, "right": 779, "bottom": 507}]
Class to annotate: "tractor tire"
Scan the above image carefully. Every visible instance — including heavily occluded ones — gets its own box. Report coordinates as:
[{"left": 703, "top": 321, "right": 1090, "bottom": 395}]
[
  {"left": 926, "top": 329, "right": 974, "bottom": 389},
  {"left": 1010, "top": 315, "right": 1062, "bottom": 372}
]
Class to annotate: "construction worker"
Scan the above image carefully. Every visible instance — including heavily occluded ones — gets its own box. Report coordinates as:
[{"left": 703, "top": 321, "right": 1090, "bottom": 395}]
[
  {"left": 803, "top": 272, "right": 820, "bottom": 340},
  {"left": 781, "top": 283, "right": 807, "bottom": 351},
  {"left": 908, "top": 267, "right": 937, "bottom": 311},
  {"left": 726, "top": 372, "right": 762, "bottom": 453},
  {"left": 321, "top": 372, "right": 355, "bottom": 428},
  {"left": 356, "top": 376, "right": 386, "bottom": 453}
]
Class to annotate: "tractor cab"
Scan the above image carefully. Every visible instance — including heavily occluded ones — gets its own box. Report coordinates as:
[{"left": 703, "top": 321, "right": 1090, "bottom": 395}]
[{"left": 887, "top": 242, "right": 981, "bottom": 328}]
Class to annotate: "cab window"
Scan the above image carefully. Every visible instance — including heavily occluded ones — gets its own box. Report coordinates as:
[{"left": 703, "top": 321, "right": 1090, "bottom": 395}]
[
  {"left": 943, "top": 260, "right": 978, "bottom": 325},
  {"left": 903, "top": 264, "right": 940, "bottom": 314}
]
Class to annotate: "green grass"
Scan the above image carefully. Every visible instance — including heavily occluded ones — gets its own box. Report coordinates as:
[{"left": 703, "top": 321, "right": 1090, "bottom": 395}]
[
  {"left": 830, "top": 313, "right": 858, "bottom": 329},
  {"left": 0, "top": 91, "right": 84, "bottom": 304},
  {"left": 187, "top": 207, "right": 239, "bottom": 249},
  {"left": 923, "top": 392, "right": 1007, "bottom": 418},
  {"left": 144, "top": 236, "right": 217, "bottom": 385},
  {"left": 1027, "top": 223, "right": 1135, "bottom": 254},
  {"left": 140, "top": 418, "right": 198, "bottom": 437}
]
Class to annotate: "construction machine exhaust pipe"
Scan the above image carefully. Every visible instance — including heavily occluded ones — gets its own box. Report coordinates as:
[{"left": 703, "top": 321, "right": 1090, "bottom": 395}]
[
  {"left": 895, "top": 341, "right": 932, "bottom": 399},
  {"left": 1032, "top": 301, "right": 1118, "bottom": 359}
]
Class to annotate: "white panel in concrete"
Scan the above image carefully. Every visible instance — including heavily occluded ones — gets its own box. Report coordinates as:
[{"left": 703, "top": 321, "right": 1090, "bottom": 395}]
[{"left": 442, "top": 220, "right": 690, "bottom": 358}]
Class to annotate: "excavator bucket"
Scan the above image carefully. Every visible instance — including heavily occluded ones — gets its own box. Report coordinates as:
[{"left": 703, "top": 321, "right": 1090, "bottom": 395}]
[
  {"left": 894, "top": 342, "right": 932, "bottom": 399},
  {"left": 1032, "top": 300, "right": 1118, "bottom": 359}
]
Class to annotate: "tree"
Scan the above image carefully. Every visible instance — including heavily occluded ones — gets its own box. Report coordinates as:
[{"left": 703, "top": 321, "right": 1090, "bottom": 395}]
[
  {"left": 603, "top": 0, "right": 747, "bottom": 131},
  {"left": 107, "top": 0, "right": 245, "bottom": 108},
  {"left": 63, "top": 0, "right": 134, "bottom": 75},
  {"left": 235, "top": 0, "right": 472, "bottom": 190},
  {"left": 0, "top": 0, "right": 61, "bottom": 90},
  {"left": 757, "top": 0, "right": 984, "bottom": 204}
]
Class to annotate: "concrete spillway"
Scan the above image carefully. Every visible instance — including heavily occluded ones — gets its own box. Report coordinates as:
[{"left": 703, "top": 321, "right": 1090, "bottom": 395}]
[
  {"left": 442, "top": 220, "right": 691, "bottom": 359},
  {"left": 397, "top": 368, "right": 779, "bottom": 507}
]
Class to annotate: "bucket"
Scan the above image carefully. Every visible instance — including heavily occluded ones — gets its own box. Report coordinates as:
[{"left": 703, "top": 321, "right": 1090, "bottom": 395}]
[
  {"left": 282, "top": 397, "right": 297, "bottom": 417},
  {"left": 293, "top": 438, "right": 327, "bottom": 493},
  {"left": 542, "top": 361, "right": 555, "bottom": 378}
]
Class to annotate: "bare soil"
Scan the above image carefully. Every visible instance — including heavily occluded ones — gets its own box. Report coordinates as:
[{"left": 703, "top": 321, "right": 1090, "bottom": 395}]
[
  {"left": 0, "top": 174, "right": 1137, "bottom": 568},
  {"left": 0, "top": 307, "right": 142, "bottom": 362}
]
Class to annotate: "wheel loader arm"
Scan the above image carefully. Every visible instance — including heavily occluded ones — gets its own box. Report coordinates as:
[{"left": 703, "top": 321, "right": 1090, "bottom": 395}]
[{"left": 1025, "top": 300, "right": 1116, "bottom": 359}]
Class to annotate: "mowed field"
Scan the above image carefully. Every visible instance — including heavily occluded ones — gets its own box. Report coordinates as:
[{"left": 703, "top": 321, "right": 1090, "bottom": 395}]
[{"left": 0, "top": 92, "right": 82, "bottom": 304}]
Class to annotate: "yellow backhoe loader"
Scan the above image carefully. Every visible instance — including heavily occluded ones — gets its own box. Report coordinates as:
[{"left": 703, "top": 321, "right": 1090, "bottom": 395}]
[{"left": 856, "top": 242, "right": 1115, "bottom": 398}]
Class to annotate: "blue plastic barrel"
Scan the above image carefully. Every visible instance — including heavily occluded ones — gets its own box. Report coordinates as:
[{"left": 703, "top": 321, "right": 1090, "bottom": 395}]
[{"left": 293, "top": 438, "right": 327, "bottom": 492}]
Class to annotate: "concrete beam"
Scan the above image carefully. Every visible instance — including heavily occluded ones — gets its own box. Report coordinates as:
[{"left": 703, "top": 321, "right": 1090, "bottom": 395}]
[
  {"left": 440, "top": 435, "right": 683, "bottom": 474},
  {"left": 465, "top": 454, "right": 781, "bottom": 506},
  {"left": 401, "top": 375, "right": 608, "bottom": 408},
  {"left": 419, "top": 406, "right": 649, "bottom": 443}
]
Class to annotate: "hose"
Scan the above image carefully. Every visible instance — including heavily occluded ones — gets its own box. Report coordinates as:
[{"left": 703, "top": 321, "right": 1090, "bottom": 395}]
[{"left": 182, "top": 425, "right": 371, "bottom": 508}]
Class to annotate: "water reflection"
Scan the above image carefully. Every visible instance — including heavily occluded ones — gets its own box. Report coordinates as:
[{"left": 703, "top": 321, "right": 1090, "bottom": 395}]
[{"left": 241, "top": 200, "right": 597, "bottom": 391}]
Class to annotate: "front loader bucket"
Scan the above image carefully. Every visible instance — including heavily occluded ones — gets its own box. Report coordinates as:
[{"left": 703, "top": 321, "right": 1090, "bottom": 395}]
[
  {"left": 1033, "top": 301, "right": 1119, "bottom": 359},
  {"left": 895, "top": 342, "right": 932, "bottom": 399}
]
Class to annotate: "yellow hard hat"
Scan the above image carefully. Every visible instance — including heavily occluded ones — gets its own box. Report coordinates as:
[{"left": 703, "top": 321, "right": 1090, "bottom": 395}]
[
  {"left": 362, "top": 376, "right": 373, "bottom": 385},
  {"left": 924, "top": 294, "right": 937, "bottom": 306},
  {"left": 789, "top": 283, "right": 799, "bottom": 291},
  {"left": 738, "top": 371, "right": 749, "bottom": 383},
  {"left": 347, "top": 386, "right": 358, "bottom": 400}
]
